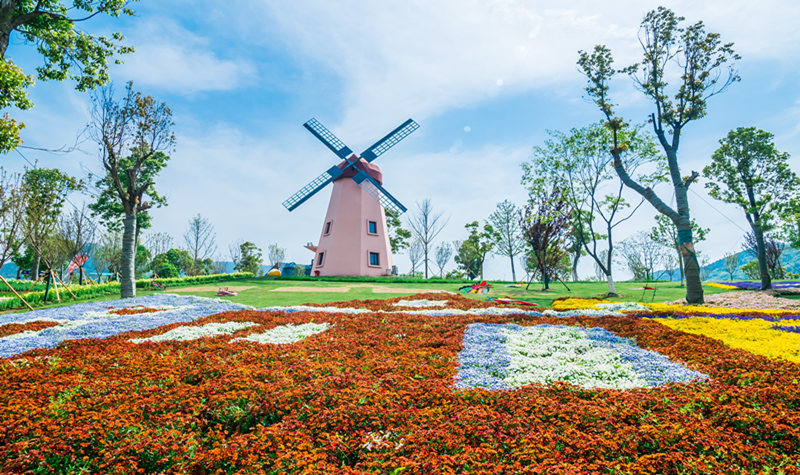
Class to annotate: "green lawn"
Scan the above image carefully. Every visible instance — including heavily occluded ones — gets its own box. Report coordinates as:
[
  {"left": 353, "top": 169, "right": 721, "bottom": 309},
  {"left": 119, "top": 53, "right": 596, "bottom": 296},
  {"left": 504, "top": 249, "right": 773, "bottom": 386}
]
[{"left": 0, "top": 277, "right": 736, "bottom": 313}]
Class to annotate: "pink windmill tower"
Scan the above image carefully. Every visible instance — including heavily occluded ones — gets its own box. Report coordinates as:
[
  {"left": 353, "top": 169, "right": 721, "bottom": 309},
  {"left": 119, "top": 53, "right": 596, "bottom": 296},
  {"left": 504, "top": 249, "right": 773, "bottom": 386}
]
[{"left": 282, "top": 118, "right": 419, "bottom": 276}]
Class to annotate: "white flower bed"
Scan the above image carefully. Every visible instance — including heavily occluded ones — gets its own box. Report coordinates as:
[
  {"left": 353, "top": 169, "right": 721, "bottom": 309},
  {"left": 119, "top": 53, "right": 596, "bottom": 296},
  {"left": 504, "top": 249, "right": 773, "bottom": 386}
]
[
  {"left": 392, "top": 299, "right": 449, "bottom": 308},
  {"left": 503, "top": 325, "right": 648, "bottom": 390},
  {"left": 232, "top": 322, "right": 332, "bottom": 345},
  {"left": 542, "top": 308, "right": 624, "bottom": 317},
  {"left": 130, "top": 321, "right": 258, "bottom": 343},
  {"left": 597, "top": 302, "right": 649, "bottom": 312}
]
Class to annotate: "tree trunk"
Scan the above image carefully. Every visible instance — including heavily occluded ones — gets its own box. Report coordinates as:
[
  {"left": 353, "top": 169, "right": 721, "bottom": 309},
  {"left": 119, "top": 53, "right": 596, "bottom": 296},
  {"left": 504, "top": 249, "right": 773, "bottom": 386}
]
[
  {"left": 120, "top": 214, "right": 137, "bottom": 298},
  {"left": 677, "top": 227, "right": 704, "bottom": 304},
  {"left": 542, "top": 271, "right": 550, "bottom": 290},
  {"left": 752, "top": 226, "right": 772, "bottom": 290},
  {"left": 32, "top": 254, "right": 40, "bottom": 281},
  {"left": 606, "top": 273, "right": 616, "bottom": 296},
  {"left": 571, "top": 253, "right": 579, "bottom": 282},
  {"left": 509, "top": 255, "right": 516, "bottom": 282}
]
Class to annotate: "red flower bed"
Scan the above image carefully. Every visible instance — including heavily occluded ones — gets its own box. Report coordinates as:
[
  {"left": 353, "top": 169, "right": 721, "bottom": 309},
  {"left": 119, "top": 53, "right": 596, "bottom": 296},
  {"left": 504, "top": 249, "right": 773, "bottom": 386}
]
[
  {"left": 0, "top": 294, "right": 798, "bottom": 474},
  {"left": 0, "top": 320, "right": 60, "bottom": 338},
  {"left": 108, "top": 306, "right": 164, "bottom": 315}
]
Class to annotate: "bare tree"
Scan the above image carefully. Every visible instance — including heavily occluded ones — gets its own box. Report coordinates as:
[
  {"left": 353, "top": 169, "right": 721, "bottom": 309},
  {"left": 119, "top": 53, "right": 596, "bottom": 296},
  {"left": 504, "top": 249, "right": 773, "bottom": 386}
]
[
  {"left": 144, "top": 232, "right": 173, "bottom": 259},
  {"left": 407, "top": 198, "right": 448, "bottom": 278},
  {"left": 58, "top": 204, "right": 96, "bottom": 260},
  {"left": 92, "top": 230, "right": 123, "bottom": 281},
  {"left": 0, "top": 170, "right": 26, "bottom": 272},
  {"left": 228, "top": 240, "right": 244, "bottom": 271},
  {"left": 408, "top": 240, "right": 423, "bottom": 276},
  {"left": 90, "top": 82, "right": 175, "bottom": 297},
  {"left": 267, "top": 243, "right": 286, "bottom": 269},
  {"left": 617, "top": 232, "right": 666, "bottom": 281},
  {"left": 723, "top": 251, "right": 739, "bottom": 281},
  {"left": 434, "top": 242, "right": 453, "bottom": 277},
  {"left": 183, "top": 214, "right": 217, "bottom": 276},
  {"left": 488, "top": 200, "right": 525, "bottom": 281}
]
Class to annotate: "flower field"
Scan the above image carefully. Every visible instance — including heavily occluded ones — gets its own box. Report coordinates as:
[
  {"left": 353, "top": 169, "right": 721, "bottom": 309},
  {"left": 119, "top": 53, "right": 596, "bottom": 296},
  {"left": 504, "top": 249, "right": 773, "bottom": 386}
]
[{"left": 0, "top": 294, "right": 799, "bottom": 473}]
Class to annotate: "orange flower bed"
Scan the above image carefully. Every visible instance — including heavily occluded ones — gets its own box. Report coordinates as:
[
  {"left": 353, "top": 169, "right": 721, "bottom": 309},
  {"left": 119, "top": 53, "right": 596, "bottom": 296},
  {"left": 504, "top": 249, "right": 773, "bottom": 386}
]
[
  {"left": 0, "top": 294, "right": 798, "bottom": 473},
  {"left": 0, "top": 320, "right": 60, "bottom": 338},
  {"left": 108, "top": 306, "right": 164, "bottom": 315}
]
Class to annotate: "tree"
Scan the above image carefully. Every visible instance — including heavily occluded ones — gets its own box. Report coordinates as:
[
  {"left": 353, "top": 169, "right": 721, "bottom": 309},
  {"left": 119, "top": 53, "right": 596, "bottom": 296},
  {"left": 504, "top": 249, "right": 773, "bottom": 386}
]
[
  {"left": 0, "top": 169, "right": 26, "bottom": 272},
  {"left": 577, "top": 7, "right": 740, "bottom": 304},
  {"left": 183, "top": 214, "right": 217, "bottom": 276},
  {"left": 723, "top": 251, "right": 739, "bottom": 281},
  {"left": 143, "top": 232, "right": 173, "bottom": 264},
  {"left": 740, "top": 260, "right": 760, "bottom": 280},
  {"left": 152, "top": 249, "right": 192, "bottom": 277},
  {"left": 454, "top": 221, "right": 497, "bottom": 280},
  {"left": 234, "top": 241, "right": 262, "bottom": 275},
  {"left": 648, "top": 215, "right": 708, "bottom": 287},
  {"left": 704, "top": 127, "right": 798, "bottom": 290},
  {"left": 523, "top": 122, "right": 663, "bottom": 295},
  {"left": 90, "top": 83, "right": 175, "bottom": 298},
  {"left": 617, "top": 232, "right": 666, "bottom": 281},
  {"left": 92, "top": 229, "right": 122, "bottom": 280},
  {"left": 742, "top": 232, "right": 786, "bottom": 280},
  {"left": 487, "top": 200, "right": 524, "bottom": 281},
  {"left": 407, "top": 198, "right": 448, "bottom": 278},
  {"left": 407, "top": 240, "right": 423, "bottom": 276},
  {"left": 779, "top": 197, "right": 800, "bottom": 248},
  {"left": 21, "top": 168, "right": 80, "bottom": 279},
  {"left": 520, "top": 188, "right": 572, "bottom": 290},
  {"left": 661, "top": 253, "right": 679, "bottom": 281},
  {"left": 267, "top": 243, "right": 286, "bottom": 269},
  {"left": 386, "top": 209, "right": 412, "bottom": 253},
  {"left": 58, "top": 204, "right": 95, "bottom": 281},
  {"left": 0, "top": 1, "right": 135, "bottom": 153},
  {"left": 434, "top": 242, "right": 452, "bottom": 278},
  {"left": 10, "top": 245, "right": 33, "bottom": 278}
]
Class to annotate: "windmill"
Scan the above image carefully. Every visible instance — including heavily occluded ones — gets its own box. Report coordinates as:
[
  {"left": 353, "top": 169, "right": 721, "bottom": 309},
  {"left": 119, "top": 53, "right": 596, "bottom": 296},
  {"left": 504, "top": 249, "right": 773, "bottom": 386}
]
[{"left": 283, "top": 118, "right": 419, "bottom": 276}]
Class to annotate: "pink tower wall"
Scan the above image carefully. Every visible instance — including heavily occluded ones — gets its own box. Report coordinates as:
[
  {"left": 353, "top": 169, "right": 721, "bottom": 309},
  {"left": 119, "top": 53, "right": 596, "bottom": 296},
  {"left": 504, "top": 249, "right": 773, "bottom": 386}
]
[{"left": 311, "top": 178, "right": 394, "bottom": 277}]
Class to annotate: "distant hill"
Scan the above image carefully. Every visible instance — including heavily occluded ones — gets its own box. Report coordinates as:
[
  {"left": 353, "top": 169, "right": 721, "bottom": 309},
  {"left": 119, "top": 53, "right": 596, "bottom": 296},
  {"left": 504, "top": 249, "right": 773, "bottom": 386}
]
[{"left": 657, "top": 247, "right": 800, "bottom": 282}]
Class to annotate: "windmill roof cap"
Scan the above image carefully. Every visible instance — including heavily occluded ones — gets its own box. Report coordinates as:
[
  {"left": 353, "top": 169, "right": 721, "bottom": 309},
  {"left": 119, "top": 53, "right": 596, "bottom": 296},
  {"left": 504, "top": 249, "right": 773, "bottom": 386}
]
[{"left": 336, "top": 157, "right": 382, "bottom": 184}]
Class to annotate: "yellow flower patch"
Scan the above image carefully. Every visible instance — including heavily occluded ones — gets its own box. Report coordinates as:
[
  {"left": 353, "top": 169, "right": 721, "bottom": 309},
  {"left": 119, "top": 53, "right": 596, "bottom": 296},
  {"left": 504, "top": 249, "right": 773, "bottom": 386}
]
[
  {"left": 645, "top": 302, "right": 795, "bottom": 315},
  {"left": 551, "top": 298, "right": 611, "bottom": 310},
  {"left": 651, "top": 317, "right": 800, "bottom": 363},
  {"left": 706, "top": 282, "right": 739, "bottom": 290}
]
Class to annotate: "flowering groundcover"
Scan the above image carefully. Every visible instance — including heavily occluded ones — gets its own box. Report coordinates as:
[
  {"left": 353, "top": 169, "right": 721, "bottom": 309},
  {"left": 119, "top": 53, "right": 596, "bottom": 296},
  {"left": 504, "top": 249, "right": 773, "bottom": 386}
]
[{"left": 0, "top": 293, "right": 798, "bottom": 473}]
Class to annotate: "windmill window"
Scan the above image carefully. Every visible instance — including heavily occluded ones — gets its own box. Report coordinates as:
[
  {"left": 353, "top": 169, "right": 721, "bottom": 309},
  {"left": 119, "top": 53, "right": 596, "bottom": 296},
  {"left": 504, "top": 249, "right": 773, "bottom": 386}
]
[
  {"left": 317, "top": 252, "right": 325, "bottom": 266},
  {"left": 369, "top": 252, "right": 380, "bottom": 267},
  {"left": 323, "top": 221, "right": 332, "bottom": 235},
  {"left": 367, "top": 221, "right": 377, "bottom": 235}
]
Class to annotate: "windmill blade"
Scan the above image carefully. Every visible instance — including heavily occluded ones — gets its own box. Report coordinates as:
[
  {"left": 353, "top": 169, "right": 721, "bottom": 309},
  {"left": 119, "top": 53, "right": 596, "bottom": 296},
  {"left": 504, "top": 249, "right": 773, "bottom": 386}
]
[
  {"left": 352, "top": 171, "right": 408, "bottom": 215},
  {"left": 303, "top": 118, "right": 353, "bottom": 159},
  {"left": 360, "top": 119, "right": 419, "bottom": 162},
  {"left": 282, "top": 166, "right": 344, "bottom": 211}
]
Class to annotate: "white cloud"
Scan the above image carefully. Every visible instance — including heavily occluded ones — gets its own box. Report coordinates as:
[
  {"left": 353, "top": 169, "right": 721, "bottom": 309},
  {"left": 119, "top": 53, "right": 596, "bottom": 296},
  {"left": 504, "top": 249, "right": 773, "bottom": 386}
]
[{"left": 115, "top": 20, "right": 256, "bottom": 93}]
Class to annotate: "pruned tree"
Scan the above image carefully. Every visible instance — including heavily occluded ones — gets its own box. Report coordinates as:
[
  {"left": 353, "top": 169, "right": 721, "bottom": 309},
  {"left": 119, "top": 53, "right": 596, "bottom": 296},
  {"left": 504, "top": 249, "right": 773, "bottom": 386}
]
[
  {"left": 523, "top": 122, "right": 663, "bottom": 294},
  {"left": 0, "top": 169, "right": 26, "bottom": 272},
  {"left": 267, "top": 243, "right": 286, "bottom": 269},
  {"left": 704, "top": 127, "right": 798, "bottom": 290},
  {"left": 488, "top": 200, "right": 524, "bottom": 281},
  {"left": 520, "top": 188, "right": 572, "bottom": 290},
  {"left": 648, "top": 215, "right": 708, "bottom": 287},
  {"left": 434, "top": 242, "right": 452, "bottom": 278},
  {"left": 454, "top": 221, "right": 497, "bottom": 280},
  {"left": 0, "top": 0, "right": 136, "bottom": 153},
  {"left": 407, "top": 198, "right": 448, "bottom": 278},
  {"left": 183, "top": 214, "right": 217, "bottom": 276},
  {"left": 577, "top": 7, "right": 740, "bottom": 304},
  {"left": 407, "top": 239, "right": 423, "bottom": 276},
  {"left": 723, "top": 251, "right": 739, "bottom": 281},
  {"left": 90, "top": 82, "right": 175, "bottom": 298}
]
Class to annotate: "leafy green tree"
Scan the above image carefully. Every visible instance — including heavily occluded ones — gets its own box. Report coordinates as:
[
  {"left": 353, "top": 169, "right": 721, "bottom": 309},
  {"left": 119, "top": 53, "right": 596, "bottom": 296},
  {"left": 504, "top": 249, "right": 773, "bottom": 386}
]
[
  {"left": 648, "top": 215, "right": 708, "bottom": 287},
  {"left": 154, "top": 262, "right": 178, "bottom": 279},
  {"left": 234, "top": 241, "right": 262, "bottom": 275},
  {"left": 779, "top": 198, "right": 800, "bottom": 248},
  {"left": 385, "top": 209, "right": 412, "bottom": 253},
  {"left": 454, "top": 221, "right": 497, "bottom": 280},
  {"left": 523, "top": 122, "right": 663, "bottom": 294},
  {"left": 152, "top": 248, "right": 191, "bottom": 277},
  {"left": 0, "top": 1, "right": 136, "bottom": 153},
  {"left": 520, "top": 188, "right": 572, "bottom": 290},
  {"left": 487, "top": 200, "right": 524, "bottom": 281},
  {"left": 90, "top": 83, "right": 175, "bottom": 298},
  {"left": 21, "top": 168, "right": 80, "bottom": 278},
  {"left": 704, "top": 127, "right": 798, "bottom": 290},
  {"left": 577, "top": 7, "right": 740, "bottom": 304},
  {"left": 10, "top": 245, "right": 33, "bottom": 278},
  {"left": 740, "top": 260, "right": 759, "bottom": 280},
  {"left": 134, "top": 244, "right": 150, "bottom": 278}
]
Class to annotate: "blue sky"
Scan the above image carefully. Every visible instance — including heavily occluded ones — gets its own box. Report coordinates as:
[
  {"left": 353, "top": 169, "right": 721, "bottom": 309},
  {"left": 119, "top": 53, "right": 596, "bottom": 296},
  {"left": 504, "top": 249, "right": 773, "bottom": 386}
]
[{"left": 5, "top": 0, "right": 800, "bottom": 280}]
